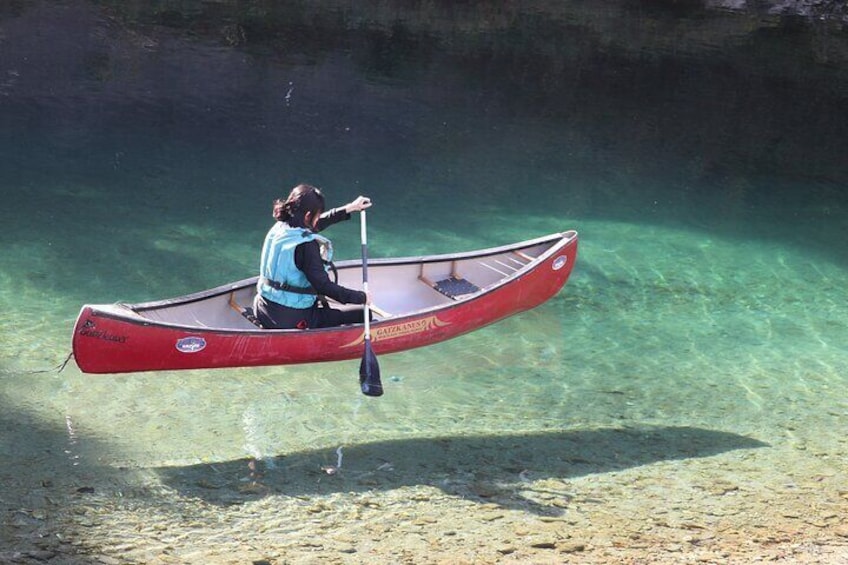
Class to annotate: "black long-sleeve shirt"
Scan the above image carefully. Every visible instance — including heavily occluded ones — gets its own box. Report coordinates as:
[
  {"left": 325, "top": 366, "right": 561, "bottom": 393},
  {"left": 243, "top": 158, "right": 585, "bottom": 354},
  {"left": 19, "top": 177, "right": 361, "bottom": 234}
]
[{"left": 293, "top": 207, "right": 366, "bottom": 305}]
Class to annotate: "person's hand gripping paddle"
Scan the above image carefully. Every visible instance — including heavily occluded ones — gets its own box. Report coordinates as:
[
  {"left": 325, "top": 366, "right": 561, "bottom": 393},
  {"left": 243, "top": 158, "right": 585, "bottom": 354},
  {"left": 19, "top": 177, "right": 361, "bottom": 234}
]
[{"left": 359, "top": 210, "right": 383, "bottom": 397}]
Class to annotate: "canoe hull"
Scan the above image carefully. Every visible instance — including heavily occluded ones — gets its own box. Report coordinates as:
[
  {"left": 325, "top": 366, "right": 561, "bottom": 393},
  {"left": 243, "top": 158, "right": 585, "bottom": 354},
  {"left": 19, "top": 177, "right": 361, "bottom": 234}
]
[{"left": 72, "top": 231, "right": 577, "bottom": 373}]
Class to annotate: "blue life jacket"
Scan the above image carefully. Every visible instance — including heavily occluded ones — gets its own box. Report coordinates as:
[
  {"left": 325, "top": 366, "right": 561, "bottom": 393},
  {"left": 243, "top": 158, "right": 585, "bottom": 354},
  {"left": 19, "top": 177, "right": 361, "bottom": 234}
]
[{"left": 258, "top": 223, "right": 334, "bottom": 309}]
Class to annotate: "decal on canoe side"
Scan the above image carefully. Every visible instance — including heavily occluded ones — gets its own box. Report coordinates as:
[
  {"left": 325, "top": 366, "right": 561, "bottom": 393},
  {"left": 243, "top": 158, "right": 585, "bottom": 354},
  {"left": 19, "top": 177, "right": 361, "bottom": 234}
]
[
  {"left": 176, "top": 336, "right": 207, "bottom": 353},
  {"left": 77, "top": 319, "right": 129, "bottom": 344},
  {"left": 343, "top": 315, "right": 450, "bottom": 347},
  {"left": 552, "top": 255, "right": 568, "bottom": 271}
]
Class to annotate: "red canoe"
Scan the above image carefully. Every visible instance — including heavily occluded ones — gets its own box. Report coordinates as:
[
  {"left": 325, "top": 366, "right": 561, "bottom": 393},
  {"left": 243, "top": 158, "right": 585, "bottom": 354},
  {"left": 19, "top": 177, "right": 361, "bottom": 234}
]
[{"left": 72, "top": 230, "right": 578, "bottom": 374}]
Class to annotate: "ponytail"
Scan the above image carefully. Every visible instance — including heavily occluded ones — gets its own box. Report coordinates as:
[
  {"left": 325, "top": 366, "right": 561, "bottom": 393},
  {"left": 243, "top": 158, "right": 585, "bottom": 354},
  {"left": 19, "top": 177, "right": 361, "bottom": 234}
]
[{"left": 272, "top": 184, "right": 325, "bottom": 228}]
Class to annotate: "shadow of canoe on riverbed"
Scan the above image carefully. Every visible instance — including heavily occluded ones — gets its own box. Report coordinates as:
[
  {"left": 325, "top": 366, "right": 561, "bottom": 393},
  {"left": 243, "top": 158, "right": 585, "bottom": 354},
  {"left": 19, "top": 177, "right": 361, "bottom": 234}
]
[{"left": 155, "top": 425, "right": 767, "bottom": 515}]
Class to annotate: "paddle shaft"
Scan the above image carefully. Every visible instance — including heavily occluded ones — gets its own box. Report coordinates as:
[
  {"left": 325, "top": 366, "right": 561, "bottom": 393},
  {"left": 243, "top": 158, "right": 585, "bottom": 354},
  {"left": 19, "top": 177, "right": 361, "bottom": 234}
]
[
  {"left": 360, "top": 210, "right": 371, "bottom": 339},
  {"left": 358, "top": 209, "right": 383, "bottom": 396}
]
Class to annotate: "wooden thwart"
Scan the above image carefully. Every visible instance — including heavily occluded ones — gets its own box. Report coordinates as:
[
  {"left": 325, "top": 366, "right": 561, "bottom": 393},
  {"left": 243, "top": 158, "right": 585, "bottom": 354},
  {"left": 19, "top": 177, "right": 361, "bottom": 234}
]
[{"left": 368, "top": 303, "right": 392, "bottom": 319}]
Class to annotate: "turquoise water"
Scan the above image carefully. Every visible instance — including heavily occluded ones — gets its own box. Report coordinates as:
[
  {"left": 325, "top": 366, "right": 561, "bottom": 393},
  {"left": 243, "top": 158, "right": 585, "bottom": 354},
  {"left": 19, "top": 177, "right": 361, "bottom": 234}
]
[{"left": 2, "top": 2, "right": 848, "bottom": 562}]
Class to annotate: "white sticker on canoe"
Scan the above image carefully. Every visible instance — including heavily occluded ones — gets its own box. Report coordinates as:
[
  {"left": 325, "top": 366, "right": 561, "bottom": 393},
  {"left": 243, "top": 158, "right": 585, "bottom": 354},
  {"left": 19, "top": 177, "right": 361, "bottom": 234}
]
[
  {"left": 176, "top": 336, "right": 207, "bottom": 353},
  {"left": 552, "top": 255, "right": 568, "bottom": 270}
]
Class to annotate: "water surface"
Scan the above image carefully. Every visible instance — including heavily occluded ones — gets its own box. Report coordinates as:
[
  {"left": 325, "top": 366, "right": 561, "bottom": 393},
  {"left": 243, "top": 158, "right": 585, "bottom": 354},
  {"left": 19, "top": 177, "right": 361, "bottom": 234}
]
[{"left": 2, "top": 1, "right": 847, "bottom": 562}]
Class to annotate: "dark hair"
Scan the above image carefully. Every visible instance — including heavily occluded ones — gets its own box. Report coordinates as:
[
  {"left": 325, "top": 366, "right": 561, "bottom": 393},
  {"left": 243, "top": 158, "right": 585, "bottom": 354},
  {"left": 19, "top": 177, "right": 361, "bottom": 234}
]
[{"left": 272, "top": 184, "right": 325, "bottom": 228}]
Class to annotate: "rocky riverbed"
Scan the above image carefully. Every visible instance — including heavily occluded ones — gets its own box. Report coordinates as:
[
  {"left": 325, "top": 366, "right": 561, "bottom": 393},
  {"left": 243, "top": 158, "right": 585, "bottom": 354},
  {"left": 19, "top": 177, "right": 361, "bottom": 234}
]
[{"left": 4, "top": 427, "right": 847, "bottom": 564}]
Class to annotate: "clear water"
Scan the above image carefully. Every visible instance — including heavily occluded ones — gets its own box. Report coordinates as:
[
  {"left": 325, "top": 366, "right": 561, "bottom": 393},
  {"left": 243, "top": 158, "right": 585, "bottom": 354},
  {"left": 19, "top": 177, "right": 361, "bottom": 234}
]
[{"left": 2, "top": 1, "right": 847, "bottom": 561}]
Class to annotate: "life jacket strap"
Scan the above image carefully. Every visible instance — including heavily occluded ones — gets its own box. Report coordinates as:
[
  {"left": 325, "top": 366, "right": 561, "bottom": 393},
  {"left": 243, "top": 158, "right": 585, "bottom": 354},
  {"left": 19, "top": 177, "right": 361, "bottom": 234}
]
[{"left": 259, "top": 276, "right": 316, "bottom": 295}]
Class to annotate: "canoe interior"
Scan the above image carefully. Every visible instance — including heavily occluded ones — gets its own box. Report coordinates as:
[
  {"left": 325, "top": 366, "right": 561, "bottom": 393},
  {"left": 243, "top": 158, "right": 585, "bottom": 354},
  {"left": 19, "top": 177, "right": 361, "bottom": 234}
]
[{"left": 128, "top": 231, "right": 576, "bottom": 331}]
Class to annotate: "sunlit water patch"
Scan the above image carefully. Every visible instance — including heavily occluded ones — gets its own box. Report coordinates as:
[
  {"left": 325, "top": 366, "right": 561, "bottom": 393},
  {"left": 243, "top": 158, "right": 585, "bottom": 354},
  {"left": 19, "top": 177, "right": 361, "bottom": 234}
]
[{"left": 3, "top": 216, "right": 846, "bottom": 475}]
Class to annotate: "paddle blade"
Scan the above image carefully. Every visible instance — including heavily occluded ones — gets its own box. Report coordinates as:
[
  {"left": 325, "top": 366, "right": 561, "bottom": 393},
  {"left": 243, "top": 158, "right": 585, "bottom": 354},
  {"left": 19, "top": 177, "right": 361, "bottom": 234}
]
[{"left": 359, "top": 340, "right": 383, "bottom": 397}]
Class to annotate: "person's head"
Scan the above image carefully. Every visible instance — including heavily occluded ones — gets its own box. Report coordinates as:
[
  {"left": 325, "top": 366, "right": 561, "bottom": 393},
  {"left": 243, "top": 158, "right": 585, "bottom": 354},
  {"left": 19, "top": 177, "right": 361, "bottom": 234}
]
[{"left": 273, "top": 183, "right": 326, "bottom": 229}]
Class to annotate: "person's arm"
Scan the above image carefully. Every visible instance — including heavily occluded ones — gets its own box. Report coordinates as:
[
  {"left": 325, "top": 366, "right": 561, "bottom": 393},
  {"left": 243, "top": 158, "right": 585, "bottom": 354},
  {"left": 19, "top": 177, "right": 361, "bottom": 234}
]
[
  {"left": 295, "top": 241, "right": 366, "bottom": 304},
  {"left": 314, "top": 196, "right": 372, "bottom": 232},
  {"left": 314, "top": 207, "right": 349, "bottom": 232}
]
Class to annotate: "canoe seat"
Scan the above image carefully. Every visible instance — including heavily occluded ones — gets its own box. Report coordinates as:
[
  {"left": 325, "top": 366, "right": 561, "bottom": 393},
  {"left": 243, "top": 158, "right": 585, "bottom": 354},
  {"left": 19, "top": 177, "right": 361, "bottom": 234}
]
[
  {"left": 228, "top": 292, "right": 264, "bottom": 328},
  {"left": 432, "top": 275, "right": 480, "bottom": 299},
  {"left": 240, "top": 306, "right": 264, "bottom": 328},
  {"left": 419, "top": 261, "right": 481, "bottom": 301}
]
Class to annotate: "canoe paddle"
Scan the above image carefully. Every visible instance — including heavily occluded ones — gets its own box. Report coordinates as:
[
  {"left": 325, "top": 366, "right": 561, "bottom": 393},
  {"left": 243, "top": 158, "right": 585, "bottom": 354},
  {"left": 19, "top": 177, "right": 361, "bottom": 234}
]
[{"left": 359, "top": 210, "right": 383, "bottom": 397}]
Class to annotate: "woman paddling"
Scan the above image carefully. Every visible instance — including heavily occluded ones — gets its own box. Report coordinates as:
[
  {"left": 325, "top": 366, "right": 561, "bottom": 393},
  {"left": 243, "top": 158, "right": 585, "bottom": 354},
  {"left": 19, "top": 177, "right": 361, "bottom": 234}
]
[{"left": 254, "top": 183, "right": 372, "bottom": 329}]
